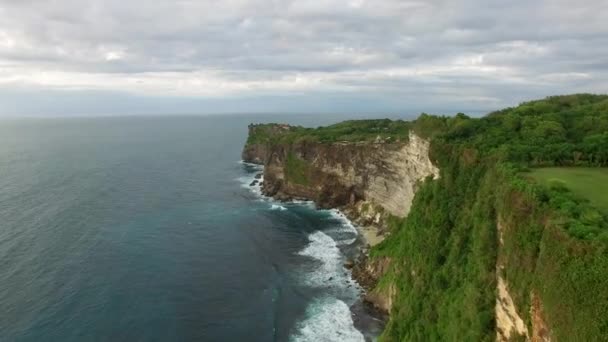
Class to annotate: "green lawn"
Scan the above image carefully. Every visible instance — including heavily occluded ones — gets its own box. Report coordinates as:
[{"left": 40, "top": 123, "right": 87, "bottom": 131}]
[{"left": 529, "top": 167, "right": 608, "bottom": 213}]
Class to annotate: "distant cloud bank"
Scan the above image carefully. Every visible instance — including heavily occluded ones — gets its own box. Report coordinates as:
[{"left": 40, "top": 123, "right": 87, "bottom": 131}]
[{"left": 0, "top": 0, "right": 606, "bottom": 115}]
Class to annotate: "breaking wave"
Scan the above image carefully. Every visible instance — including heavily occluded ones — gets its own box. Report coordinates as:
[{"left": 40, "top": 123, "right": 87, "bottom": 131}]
[
  {"left": 238, "top": 160, "right": 364, "bottom": 340},
  {"left": 291, "top": 297, "right": 365, "bottom": 342}
]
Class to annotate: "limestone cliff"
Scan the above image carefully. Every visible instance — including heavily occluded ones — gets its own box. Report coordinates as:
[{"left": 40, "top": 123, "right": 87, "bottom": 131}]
[
  {"left": 242, "top": 123, "right": 439, "bottom": 313},
  {"left": 242, "top": 95, "right": 608, "bottom": 341},
  {"left": 243, "top": 125, "right": 438, "bottom": 223},
  {"left": 242, "top": 123, "right": 292, "bottom": 164},
  {"left": 241, "top": 122, "right": 552, "bottom": 335}
]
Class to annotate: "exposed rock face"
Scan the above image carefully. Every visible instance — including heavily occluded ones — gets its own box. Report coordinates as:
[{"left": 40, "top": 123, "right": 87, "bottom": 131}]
[
  {"left": 242, "top": 126, "right": 439, "bottom": 314},
  {"left": 496, "top": 276, "right": 529, "bottom": 341},
  {"left": 242, "top": 143, "right": 267, "bottom": 164},
  {"left": 345, "top": 201, "right": 387, "bottom": 246},
  {"left": 352, "top": 256, "right": 394, "bottom": 312},
  {"left": 241, "top": 123, "right": 292, "bottom": 164},
  {"left": 496, "top": 217, "right": 530, "bottom": 341},
  {"left": 531, "top": 291, "right": 551, "bottom": 342},
  {"left": 244, "top": 131, "right": 439, "bottom": 220},
  {"left": 496, "top": 217, "right": 553, "bottom": 342}
]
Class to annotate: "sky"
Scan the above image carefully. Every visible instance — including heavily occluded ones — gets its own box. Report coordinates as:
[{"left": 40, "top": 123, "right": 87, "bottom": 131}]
[{"left": 0, "top": 0, "right": 606, "bottom": 116}]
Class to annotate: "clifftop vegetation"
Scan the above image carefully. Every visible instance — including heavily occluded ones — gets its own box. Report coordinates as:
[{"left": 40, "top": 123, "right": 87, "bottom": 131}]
[
  {"left": 246, "top": 94, "right": 608, "bottom": 341},
  {"left": 249, "top": 94, "right": 608, "bottom": 165},
  {"left": 247, "top": 119, "right": 412, "bottom": 145},
  {"left": 373, "top": 94, "right": 608, "bottom": 341}
]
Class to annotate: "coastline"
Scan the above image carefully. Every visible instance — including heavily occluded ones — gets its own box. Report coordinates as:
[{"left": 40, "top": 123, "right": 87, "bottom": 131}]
[{"left": 239, "top": 161, "right": 387, "bottom": 341}]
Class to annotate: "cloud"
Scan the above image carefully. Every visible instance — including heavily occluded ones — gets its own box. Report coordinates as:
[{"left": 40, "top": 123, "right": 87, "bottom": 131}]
[{"left": 0, "top": 0, "right": 606, "bottom": 115}]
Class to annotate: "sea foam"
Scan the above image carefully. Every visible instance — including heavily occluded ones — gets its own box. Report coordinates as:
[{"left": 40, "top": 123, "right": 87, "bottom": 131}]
[
  {"left": 297, "top": 231, "right": 359, "bottom": 291},
  {"left": 325, "top": 209, "right": 358, "bottom": 245},
  {"left": 270, "top": 204, "right": 287, "bottom": 211},
  {"left": 237, "top": 160, "right": 264, "bottom": 197},
  {"left": 238, "top": 160, "right": 364, "bottom": 340},
  {"left": 291, "top": 297, "right": 365, "bottom": 342}
]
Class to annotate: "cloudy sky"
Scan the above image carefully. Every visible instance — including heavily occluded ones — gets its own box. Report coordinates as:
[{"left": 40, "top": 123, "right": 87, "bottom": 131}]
[{"left": 0, "top": 0, "right": 606, "bottom": 116}]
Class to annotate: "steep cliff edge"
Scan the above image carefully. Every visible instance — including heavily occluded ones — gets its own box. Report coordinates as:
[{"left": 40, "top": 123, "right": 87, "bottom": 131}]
[
  {"left": 253, "top": 134, "right": 436, "bottom": 214},
  {"left": 242, "top": 121, "right": 438, "bottom": 313},
  {"left": 242, "top": 95, "right": 608, "bottom": 342},
  {"left": 242, "top": 122, "right": 438, "bottom": 229},
  {"left": 242, "top": 123, "right": 292, "bottom": 164}
]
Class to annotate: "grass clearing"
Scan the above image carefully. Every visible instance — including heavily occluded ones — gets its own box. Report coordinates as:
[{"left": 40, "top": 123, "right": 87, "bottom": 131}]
[{"left": 529, "top": 167, "right": 608, "bottom": 213}]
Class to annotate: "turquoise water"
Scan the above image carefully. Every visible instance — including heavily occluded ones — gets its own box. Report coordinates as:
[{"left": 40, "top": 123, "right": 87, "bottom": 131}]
[{"left": 0, "top": 115, "right": 390, "bottom": 341}]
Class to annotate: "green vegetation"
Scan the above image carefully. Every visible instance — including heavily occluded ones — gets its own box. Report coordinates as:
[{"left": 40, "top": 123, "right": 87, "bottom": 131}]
[
  {"left": 369, "top": 94, "right": 608, "bottom": 341},
  {"left": 247, "top": 119, "right": 411, "bottom": 145},
  {"left": 299, "top": 119, "right": 411, "bottom": 143},
  {"left": 528, "top": 167, "right": 608, "bottom": 213},
  {"left": 245, "top": 123, "right": 294, "bottom": 145},
  {"left": 285, "top": 151, "right": 311, "bottom": 185},
  {"left": 247, "top": 94, "right": 608, "bottom": 340}
]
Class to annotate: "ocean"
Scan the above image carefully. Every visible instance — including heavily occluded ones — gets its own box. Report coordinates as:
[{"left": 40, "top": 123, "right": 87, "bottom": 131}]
[{"left": 0, "top": 114, "right": 401, "bottom": 341}]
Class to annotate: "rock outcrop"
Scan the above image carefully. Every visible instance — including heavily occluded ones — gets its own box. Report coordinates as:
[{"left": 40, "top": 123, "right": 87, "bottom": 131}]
[
  {"left": 496, "top": 218, "right": 552, "bottom": 342},
  {"left": 496, "top": 218, "right": 529, "bottom": 341},
  {"left": 242, "top": 124, "right": 439, "bottom": 313},
  {"left": 352, "top": 255, "right": 394, "bottom": 313},
  {"left": 242, "top": 123, "right": 292, "bottom": 164},
  {"left": 496, "top": 275, "right": 529, "bottom": 341},
  {"left": 243, "top": 128, "right": 438, "bottom": 221}
]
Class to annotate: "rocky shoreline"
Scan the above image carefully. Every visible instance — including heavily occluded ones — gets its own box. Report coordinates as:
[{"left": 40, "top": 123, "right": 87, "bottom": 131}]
[
  {"left": 242, "top": 123, "right": 440, "bottom": 334},
  {"left": 252, "top": 169, "right": 391, "bottom": 318},
  {"left": 245, "top": 167, "right": 389, "bottom": 339}
]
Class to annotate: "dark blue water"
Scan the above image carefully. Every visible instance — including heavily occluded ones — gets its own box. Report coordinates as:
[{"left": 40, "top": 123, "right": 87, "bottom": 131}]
[{"left": 0, "top": 115, "right": 392, "bottom": 341}]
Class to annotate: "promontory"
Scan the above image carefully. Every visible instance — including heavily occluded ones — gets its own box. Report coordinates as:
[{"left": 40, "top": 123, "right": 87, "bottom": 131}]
[{"left": 243, "top": 94, "right": 608, "bottom": 341}]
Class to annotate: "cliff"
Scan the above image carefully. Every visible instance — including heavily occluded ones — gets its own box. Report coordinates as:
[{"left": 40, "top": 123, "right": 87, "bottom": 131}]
[
  {"left": 242, "top": 123, "right": 293, "bottom": 164},
  {"left": 243, "top": 121, "right": 438, "bottom": 232},
  {"left": 242, "top": 95, "right": 608, "bottom": 342},
  {"left": 242, "top": 122, "right": 439, "bottom": 315},
  {"left": 245, "top": 128, "right": 437, "bottom": 215}
]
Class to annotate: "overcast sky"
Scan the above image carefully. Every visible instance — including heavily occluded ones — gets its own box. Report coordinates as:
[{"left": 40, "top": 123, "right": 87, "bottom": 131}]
[{"left": 0, "top": 0, "right": 606, "bottom": 116}]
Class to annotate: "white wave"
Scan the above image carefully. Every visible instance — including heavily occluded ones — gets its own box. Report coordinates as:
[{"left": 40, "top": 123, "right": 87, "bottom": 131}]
[
  {"left": 298, "top": 231, "right": 339, "bottom": 268},
  {"left": 238, "top": 161, "right": 367, "bottom": 341},
  {"left": 325, "top": 209, "right": 358, "bottom": 245},
  {"left": 291, "top": 297, "right": 364, "bottom": 342},
  {"left": 297, "top": 231, "right": 359, "bottom": 291},
  {"left": 270, "top": 204, "right": 287, "bottom": 211},
  {"left": 237, "top": 175, "right": 255, "bottom": 188},
  {"left": 238, "top": 160, "right": 264, "bottom": 170},
  {"left": 236, "top": 161, "right": 264, "bottom": 198},
  {"left": 290, "top": 199, "right": 316, "bottom": 208},
  {"left": 237, "top": 175, "right": 263, "bottom": 197}
]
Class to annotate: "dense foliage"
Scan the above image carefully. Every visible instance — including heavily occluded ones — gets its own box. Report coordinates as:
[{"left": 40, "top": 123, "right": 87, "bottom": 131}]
[
  {"left": 371, "top": 94, "right": 608, "bottom": 341},
  {"left": 246, "top": 94, "right": 608, "bottom": 340},
  {"left": 529, "top": 167, "right": 608, "bottom": 214},
  {"left": 420, "top": 94, "right": 608, "bottom": 166},
  {"left": 247, "top": 119, "right": 411, "bottom": 145}
]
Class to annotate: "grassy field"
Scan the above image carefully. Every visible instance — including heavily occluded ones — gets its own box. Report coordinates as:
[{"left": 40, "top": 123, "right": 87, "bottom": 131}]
[{"left": 529, "top": 167, "right": 608, "bottom": 213}]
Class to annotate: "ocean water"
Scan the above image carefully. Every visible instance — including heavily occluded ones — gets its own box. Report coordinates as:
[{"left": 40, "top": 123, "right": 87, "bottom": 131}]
[{"left": 0, "top": 115, "right": 391, "bottom": 341}]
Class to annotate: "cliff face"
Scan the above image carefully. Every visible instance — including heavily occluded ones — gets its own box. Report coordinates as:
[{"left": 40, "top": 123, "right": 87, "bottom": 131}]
[
  {"left": 243, "top": 124, "right": 439, "bottom": 314},
  {"left": 242, "top": 123, "right": 292, "bottom": 164},
  {"left": 243, "top": 129, "right": 438, "bottom": 221},
  {"left": 241, "top": 123, "right": 549, "bottom": 336},
  {"left": 242, "top": 96, "right": 608, "bottom": 341},
  {"left": 241, "top": 143, "right": 267, "bottom": 164}
]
